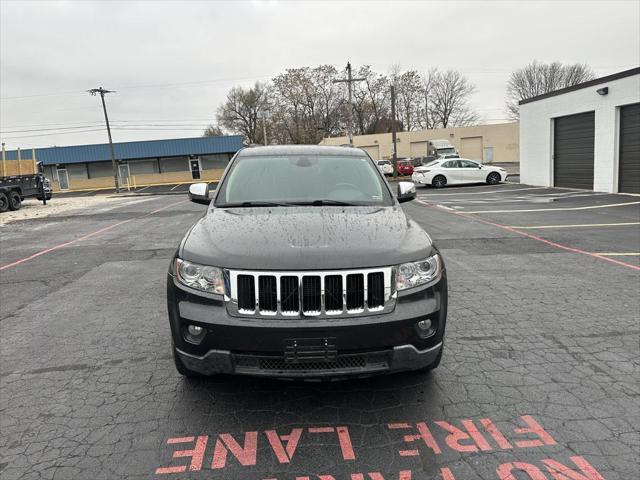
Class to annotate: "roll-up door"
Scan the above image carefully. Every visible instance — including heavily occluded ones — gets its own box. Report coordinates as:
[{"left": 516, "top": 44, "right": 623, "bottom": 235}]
[
  {"left": 360, "top": 145, "right": 380, "bottom": 160},
  {"left": 554, "top": 112, "right": 595, "bottom": 189},
  {"left": 619, "top": 103, "right": 640, "bottom": 194},
  {"left": 460, "top": 136, "right": 483, "bottom": 161}
]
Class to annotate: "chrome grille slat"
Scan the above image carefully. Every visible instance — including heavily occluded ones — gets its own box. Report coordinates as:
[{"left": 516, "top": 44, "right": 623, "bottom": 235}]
[{"left": 228, "top": 267, "right": 395, "bottom": 318}]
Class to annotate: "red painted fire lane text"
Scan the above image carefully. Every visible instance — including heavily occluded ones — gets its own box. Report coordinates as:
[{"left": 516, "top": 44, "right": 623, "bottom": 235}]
[{"left": 155, "top": 416, "right": 607, "bottom": 479}]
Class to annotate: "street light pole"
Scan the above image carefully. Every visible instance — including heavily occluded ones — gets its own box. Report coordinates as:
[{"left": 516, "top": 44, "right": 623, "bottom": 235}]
[{"left": 88, "top": 87, "right": 120, "bottom": 192}]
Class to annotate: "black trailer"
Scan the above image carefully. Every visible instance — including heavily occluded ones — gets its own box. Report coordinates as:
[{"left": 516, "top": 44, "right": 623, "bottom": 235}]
[{"left": 0, "top": 172, "right": 51, "bottom": 213}]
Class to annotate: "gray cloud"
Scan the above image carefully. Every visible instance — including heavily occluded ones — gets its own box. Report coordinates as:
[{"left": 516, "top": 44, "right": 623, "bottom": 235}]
[{"left": 1, "top": 0, "right": 638, "bottom": 148}]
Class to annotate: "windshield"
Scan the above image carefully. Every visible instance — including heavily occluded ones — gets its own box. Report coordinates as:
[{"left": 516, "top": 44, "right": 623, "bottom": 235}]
[
  {"left": 437, "top": 147, "right": 456, "bottom": 155},
  {"left": 421, "top": 160, "right": 440, "bottom": 168},
  {"left": 215, "top": 154, "right": 393, "bottom": 207}
]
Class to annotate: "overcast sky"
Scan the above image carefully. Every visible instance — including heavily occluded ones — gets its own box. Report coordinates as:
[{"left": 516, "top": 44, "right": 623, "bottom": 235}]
[{"left": 1, "top": 0, "right": 638, "bottom": 149}]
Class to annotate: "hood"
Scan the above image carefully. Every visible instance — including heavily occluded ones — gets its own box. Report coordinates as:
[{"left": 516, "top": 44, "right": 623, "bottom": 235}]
[{"left": 180, "top": 206, "right": 434, "bottom": 270}]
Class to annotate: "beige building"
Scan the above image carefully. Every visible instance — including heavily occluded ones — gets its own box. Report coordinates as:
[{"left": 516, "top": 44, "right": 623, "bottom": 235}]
[{"left": 320, "top": 122, "right": 519, "bottom": 163}]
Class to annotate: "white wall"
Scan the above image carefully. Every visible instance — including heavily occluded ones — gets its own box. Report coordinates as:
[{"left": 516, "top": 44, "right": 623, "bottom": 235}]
[{"left": 520, "top": 73, "right": 640, "bottom": 192}]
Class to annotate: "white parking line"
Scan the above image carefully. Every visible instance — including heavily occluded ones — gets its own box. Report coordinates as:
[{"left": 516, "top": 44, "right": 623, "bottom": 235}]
[
  {"left": 509, "top": 222, "right": 640, "bottom": 229},
  {"left": 135, "top": 186, "right": 150, "bottom": 193},
  {"left": 417, "top": 186, "right": 549, "bottom": 196},
  {"left": 593, "top": 252, "right": 640, "bottom": 256},
  {"left": 463, "top": 201, "right": 640, "bottom": 214}
]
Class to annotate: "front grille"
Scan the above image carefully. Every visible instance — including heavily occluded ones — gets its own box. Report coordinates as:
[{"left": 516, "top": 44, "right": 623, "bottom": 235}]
[
  {"left": 237, "top": 275, "right": 255, "bottom": 311},
  {"left": 258, "top": 276, "right": 277, "bottom": 312},
  {"left": 228, "top": 268, "right": 394, "bottom": 317},
  {"left": 346, "top": 274, "right": 364, "bottom": 310},
  {"left": 367, "top": 272, "right": 385, "bottom": 309},
  {"left": 280, "top": 276, "right": 299, "bottom": 313}
]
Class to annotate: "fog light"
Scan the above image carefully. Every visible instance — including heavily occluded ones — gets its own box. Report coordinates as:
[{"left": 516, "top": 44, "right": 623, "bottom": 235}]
[
  {"left": 417, "top": 319, "right": 432, "bottom": 331},
  {"left": 187, "top": 324, "right": 204, "bottom": 336}
]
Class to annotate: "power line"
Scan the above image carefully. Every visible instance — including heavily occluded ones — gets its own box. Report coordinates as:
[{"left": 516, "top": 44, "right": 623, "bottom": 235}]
[
  {"left": 0, "top": 118, "right": 214, "bottom": 129},
  {"left": 0, "top": 123, "right": 213, "bottom": 134},
  {"left": 1, "top": 73, "right": 275, "bottom": 100},
  {"left": 1, "top": 125, "right": 111, "bottom": 134},
  {"left": 0, "top": 128, "right": 106, "bottom": 139}
]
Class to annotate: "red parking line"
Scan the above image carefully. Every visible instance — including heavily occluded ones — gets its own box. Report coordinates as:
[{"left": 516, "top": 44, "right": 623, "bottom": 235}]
[
  {"left": 417, "top": 200, "right": 640, "bottom": 272},
  {"left": 0, "top": 200, "right": 185, "bottom": 271}
]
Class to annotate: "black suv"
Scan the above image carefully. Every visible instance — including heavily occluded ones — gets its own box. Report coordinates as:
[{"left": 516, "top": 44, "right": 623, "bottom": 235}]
[{"left": 167, "top": 145, "right": 447, "bottom": 379}]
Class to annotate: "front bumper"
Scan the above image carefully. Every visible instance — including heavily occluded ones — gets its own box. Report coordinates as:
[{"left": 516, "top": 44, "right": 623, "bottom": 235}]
[
  {"left": 167, "top": 269, "right": 447, "bottom": 379},
  {"left": 176, "top": 342, "right": 442, "bottom": 378}
]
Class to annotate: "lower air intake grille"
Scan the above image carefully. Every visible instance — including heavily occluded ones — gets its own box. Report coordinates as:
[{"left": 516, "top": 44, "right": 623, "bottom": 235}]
[{"left": 258, "top": 356, "right": 366, "bottom": 371}]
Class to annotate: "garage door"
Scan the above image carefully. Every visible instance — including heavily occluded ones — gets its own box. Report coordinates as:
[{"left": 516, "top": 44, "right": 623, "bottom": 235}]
[
  {"left": 619, "top": 103, "right": 640, "bottom": 194},
  {"left": 554, "top": 111, "right": 595, "bottom": 189},
  {"left": 360, "top": 145, "right": 380, "bottom": 160},
  {"left": 460, "top": 136, "right": 483, "bottom": 161}
]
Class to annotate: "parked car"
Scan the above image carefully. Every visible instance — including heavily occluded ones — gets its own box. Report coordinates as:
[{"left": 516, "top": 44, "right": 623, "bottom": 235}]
[
  {"left": 377, "top": 160, "right": 393, "bottom": 175},
  {"left": 412, "top": 156, "right": 436, "bottom": 166},
  {"left": 437, "top": 153, "right": 460, "bottom": 160},
  {"left": 412, "top": 158, "right": 507, "bottom": 188},
  {"left": 169, "top": 145, "right": 448, "bottom": 379},
  {"left": 397, "top": 161, "right": 414, "bottom": 176}
]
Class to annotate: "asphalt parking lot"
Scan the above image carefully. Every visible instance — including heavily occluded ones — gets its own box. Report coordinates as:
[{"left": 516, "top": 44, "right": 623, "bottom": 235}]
[{"left": 1, "top": 183, "right": 639, "bottom": 480}]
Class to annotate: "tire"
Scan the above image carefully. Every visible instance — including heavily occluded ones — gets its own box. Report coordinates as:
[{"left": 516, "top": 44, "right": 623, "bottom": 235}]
[
  {"left": 0, "top": 192, "right": 8, "bottom": 213},
  {"left": 172, "top": 342, "right": 203, "bottom": 377},
  {"left": 8, "top": 191, "right": 22, "bottom": 211},
  {"left": 486, "top": 172, "right": 501, "bottom": 185},
  {"left": 432, "top": 175, "right": 447, "bottom": 188}
]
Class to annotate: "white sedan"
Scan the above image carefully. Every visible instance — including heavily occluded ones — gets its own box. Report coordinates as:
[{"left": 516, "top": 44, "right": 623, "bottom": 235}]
[
  {"left": 377, "top": 160, "right": 393, "bottom": 175},
  {"left": 412, "top": 158, "right": 508, "bottom": 188}
]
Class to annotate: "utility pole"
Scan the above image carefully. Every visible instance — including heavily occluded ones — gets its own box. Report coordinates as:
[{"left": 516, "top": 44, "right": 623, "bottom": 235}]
[
  {"left": 88, "top": 87, "right": 120, "bottom": 192},
  {"left": 391, "top": 85, "right": 398, "bottom": 179},
  {"left": 260, "top": 110, "right": 270, "bottom": 146},
  {"left": 333, "top": 62, "right": 365, "bottom": 146}
]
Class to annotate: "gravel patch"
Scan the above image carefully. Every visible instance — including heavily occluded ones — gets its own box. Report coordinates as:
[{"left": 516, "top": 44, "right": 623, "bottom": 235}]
[{"left": 0, "top": 195, "right": 121, "bottom": 226}]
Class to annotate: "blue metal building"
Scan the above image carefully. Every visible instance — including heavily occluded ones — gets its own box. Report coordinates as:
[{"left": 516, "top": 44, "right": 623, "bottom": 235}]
[{"left": 2, "top": 135, "right": 244, "bottom": 190}]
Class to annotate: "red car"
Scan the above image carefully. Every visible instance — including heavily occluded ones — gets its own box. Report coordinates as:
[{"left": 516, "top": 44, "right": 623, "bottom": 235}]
[{"left": 397, "top": 161, "right": 414, "bottom": 176}]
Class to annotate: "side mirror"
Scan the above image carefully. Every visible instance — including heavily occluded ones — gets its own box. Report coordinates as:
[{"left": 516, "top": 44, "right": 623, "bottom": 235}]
[
  {"left": 188, "top": 183, "right": 210, "bottom": 205},
  {"left": 397, "top": 181, "right": 416, "bottom": 203}
]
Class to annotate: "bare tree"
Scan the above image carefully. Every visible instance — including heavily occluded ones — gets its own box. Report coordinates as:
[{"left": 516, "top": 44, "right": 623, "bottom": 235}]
[
  {"left": 506, "top": 61, "right": 595, "bottom": 119},
  {"left": 214, "top": 64, "right": 481, "bottom": 144},
  {"left": 270, "top": 66, "right": 345, "bottom": 144},
  {"left": 429, "top": 70, "right": 479, "bottom": 128},
  {"left": 216, "top": 81, "right": 270, "bottom": 144},
  {"left": 352, "top": 65, "right": 391, "bottom": 134},
  {"left": 416, "top": 69, "right": 438, "bottom": 130},
  {"left": 390, "top": 68, "right": 425, "bottom": 131},
  {"left": 202, "top": 124, "right": 224, "bottom": 137}
]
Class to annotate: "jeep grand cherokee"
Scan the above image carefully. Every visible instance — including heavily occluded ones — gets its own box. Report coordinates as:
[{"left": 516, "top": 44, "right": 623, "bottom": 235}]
[{"left": 167, "top": 145, "right": 447, "bottom": 379}]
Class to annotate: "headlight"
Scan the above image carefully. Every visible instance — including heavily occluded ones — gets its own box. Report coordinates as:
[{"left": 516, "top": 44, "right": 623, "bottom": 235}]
[
  {"left": 175, "top": 258, "right": 225, "bottom": 294},
  {"left": 396, "top": 254, "right": 442, "bottom": 290}
]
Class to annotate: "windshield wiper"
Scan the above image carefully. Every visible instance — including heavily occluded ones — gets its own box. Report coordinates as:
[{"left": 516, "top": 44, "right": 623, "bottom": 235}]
[
  {"left": 220, "top": 201, "right": 294, "bottom": 208},
  {"left": 294, "top": 199, "right": 360, "bottom": 206}
]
